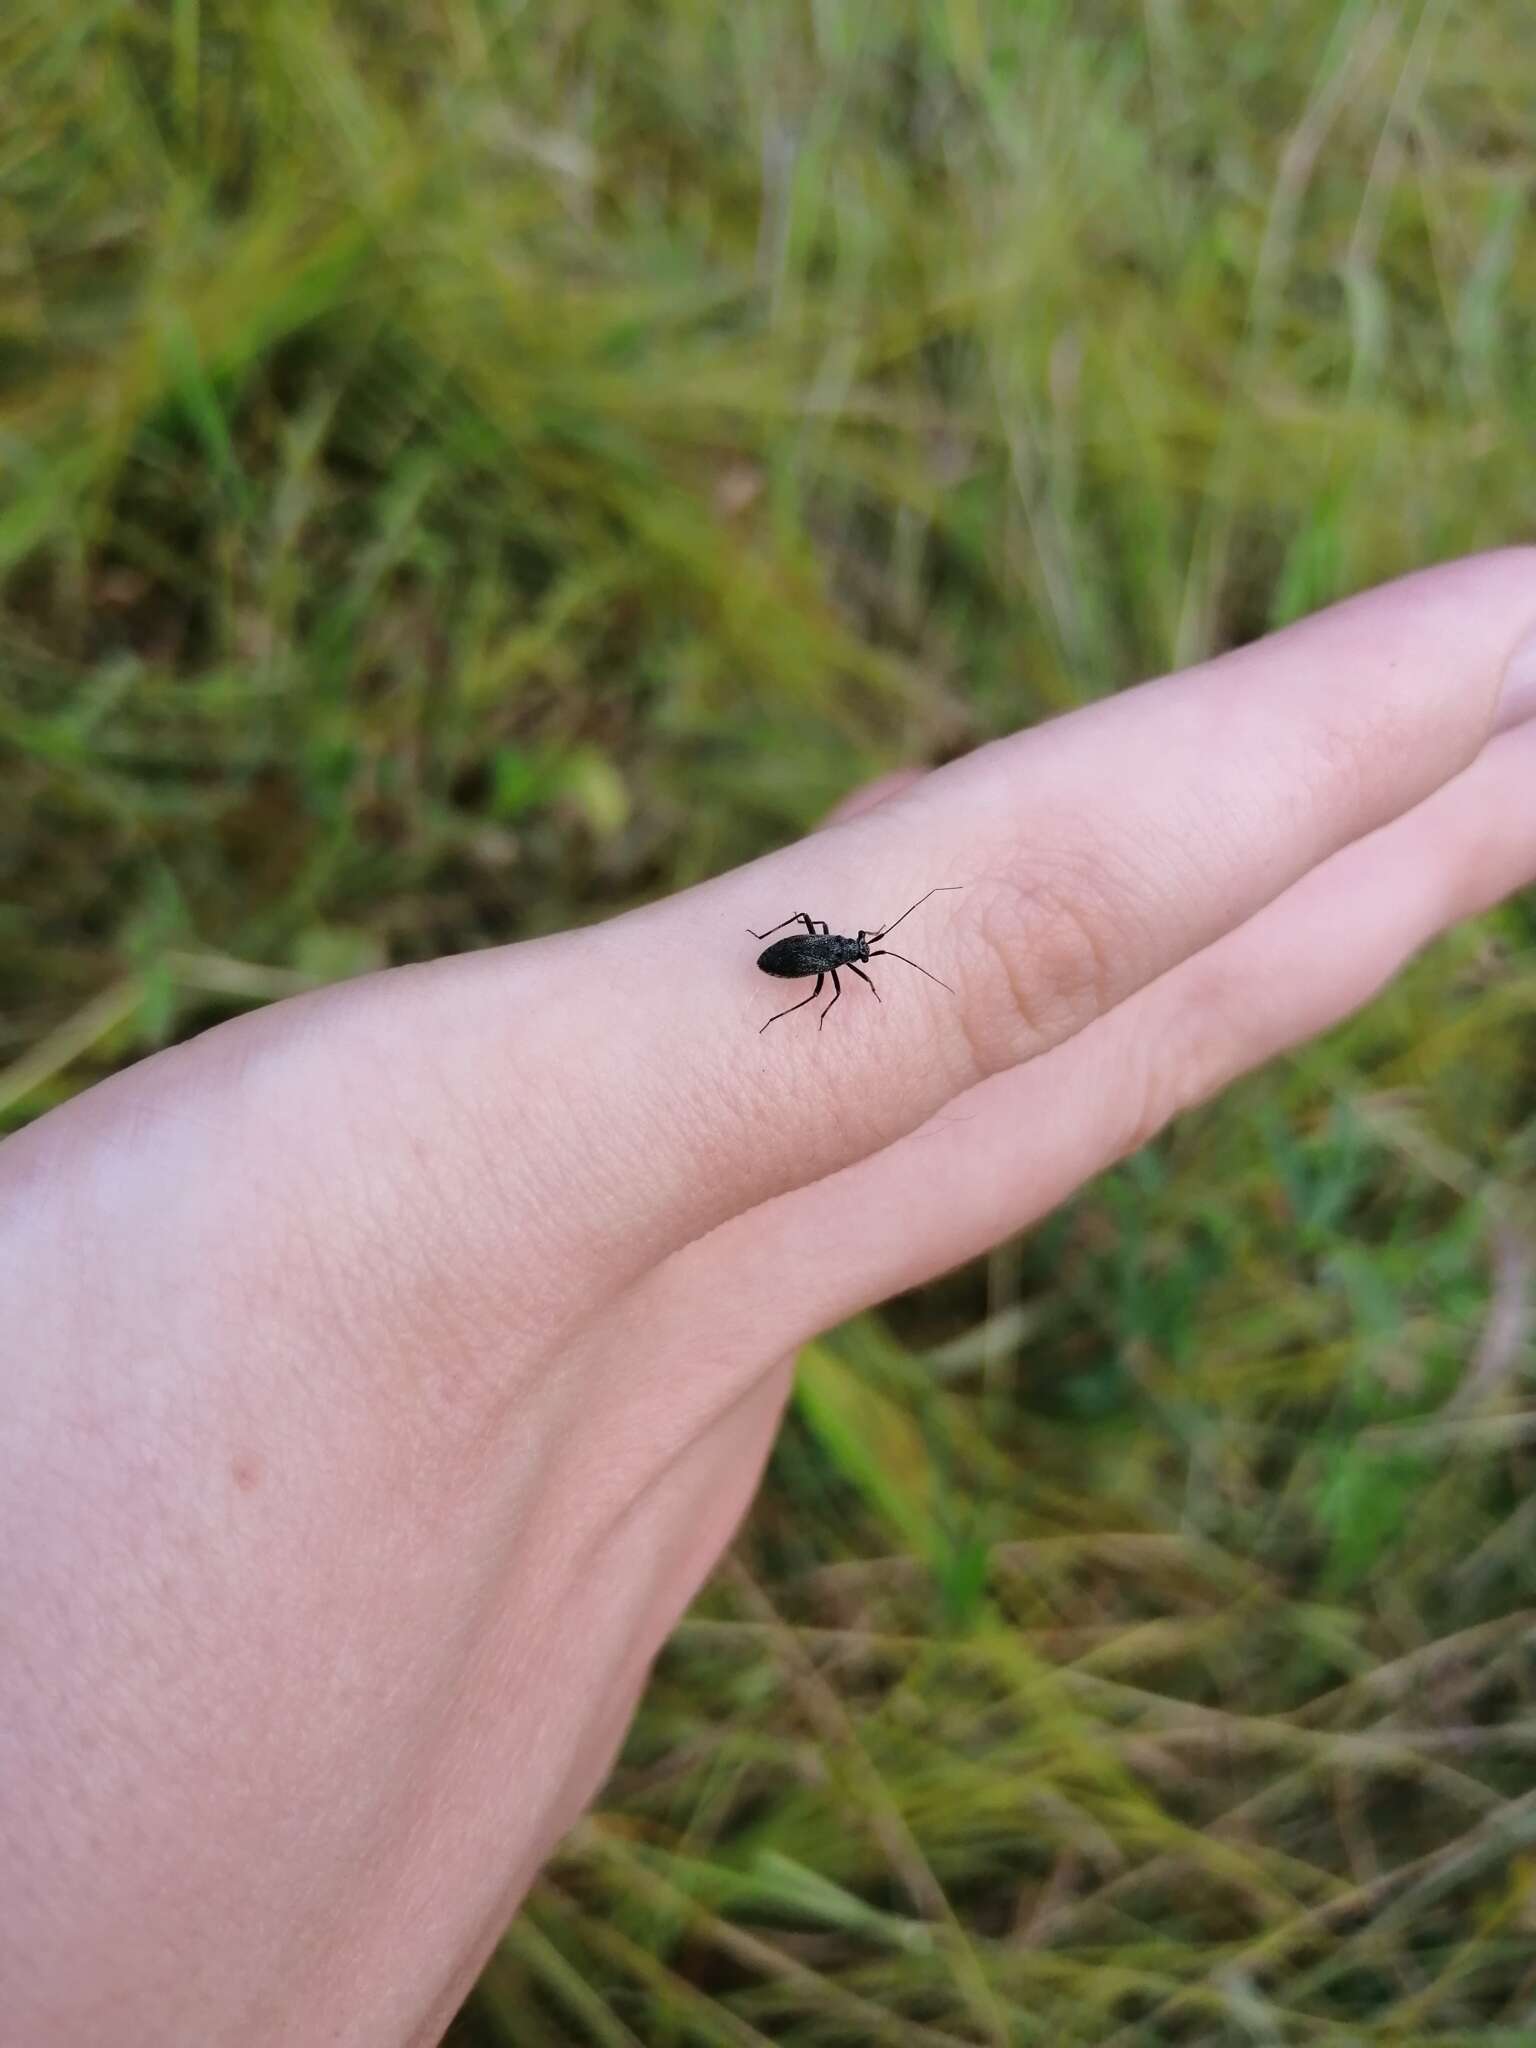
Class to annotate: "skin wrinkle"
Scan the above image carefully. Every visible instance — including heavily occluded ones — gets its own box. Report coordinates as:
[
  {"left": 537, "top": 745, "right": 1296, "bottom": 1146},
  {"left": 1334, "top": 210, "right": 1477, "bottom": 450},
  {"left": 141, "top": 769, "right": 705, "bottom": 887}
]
[
  {"left": 328, "top": 1142, "right": 534, "bottom": 1449},
  {"left": 973, "top": 853, "right": 1144, "bottom": 1066},
  {"left": 132, "top": 970, "right": 573, "bottom": 1436},
  {"left": 547, "top": 1308, "right": 781, "bottom": 1554},
  {"left": 229, "top": 989, "right": 564, "bottom": 1450},
  {"left": 957, "top": 737, "right": 1256, "bottom": 1074},
  {"left": 394, "top": 1037, "right": 596, "bottom": 1384},
  {"left": 428, "top": 936, "right": 677, "bottom": 1308},
  {"left": 412, "top": 980, "right": 579, "bottom": 1269},
  {"left": 519, "top": 1359, "right": 792, "bottom": 1817},
  {"left": 300, "top": 1648, "right": 519, "bottom": 2044}
]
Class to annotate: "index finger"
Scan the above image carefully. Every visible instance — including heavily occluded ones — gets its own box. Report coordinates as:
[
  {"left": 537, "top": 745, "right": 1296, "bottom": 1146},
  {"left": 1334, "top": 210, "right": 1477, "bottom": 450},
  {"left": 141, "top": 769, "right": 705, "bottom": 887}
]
[{"left": 429, "top": 549, "right": 1536, "bottom": 1275}]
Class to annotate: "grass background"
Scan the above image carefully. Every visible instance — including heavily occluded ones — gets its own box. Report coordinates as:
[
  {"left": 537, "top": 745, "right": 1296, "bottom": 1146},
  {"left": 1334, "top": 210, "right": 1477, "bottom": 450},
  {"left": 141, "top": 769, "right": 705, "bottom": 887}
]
[{"left": 7, "top": 1, "right": 1536, "bottom": 2039}]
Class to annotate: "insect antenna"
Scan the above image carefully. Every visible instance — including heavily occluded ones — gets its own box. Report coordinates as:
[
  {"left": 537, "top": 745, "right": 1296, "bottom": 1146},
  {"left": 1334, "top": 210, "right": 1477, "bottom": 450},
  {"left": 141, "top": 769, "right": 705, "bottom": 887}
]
[
  {"left": 870, "top": 884, "right": 962, "bottom": 943},
  {"left": 869, "top": 947, "right": 955, "bottom": 993}
]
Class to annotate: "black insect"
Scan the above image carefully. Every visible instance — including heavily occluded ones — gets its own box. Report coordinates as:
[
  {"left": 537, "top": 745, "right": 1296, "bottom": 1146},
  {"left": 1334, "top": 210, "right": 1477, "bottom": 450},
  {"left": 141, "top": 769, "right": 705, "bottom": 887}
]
[{"left": 750, "top": 887, "right": 961, "bottom": 1032}]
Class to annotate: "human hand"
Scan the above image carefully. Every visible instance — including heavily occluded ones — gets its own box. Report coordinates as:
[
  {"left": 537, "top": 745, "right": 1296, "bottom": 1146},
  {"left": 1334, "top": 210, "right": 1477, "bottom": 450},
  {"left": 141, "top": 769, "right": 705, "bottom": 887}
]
[{"left": 4, "top": 552, "right": 1535, "bottom": 2046}]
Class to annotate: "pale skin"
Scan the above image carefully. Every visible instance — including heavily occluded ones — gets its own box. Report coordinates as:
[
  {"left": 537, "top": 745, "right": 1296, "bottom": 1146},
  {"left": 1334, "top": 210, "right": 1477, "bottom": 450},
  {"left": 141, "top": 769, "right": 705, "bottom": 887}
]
[{"left": 4, "top": 551, "right": 1536, "bottom": 2047}]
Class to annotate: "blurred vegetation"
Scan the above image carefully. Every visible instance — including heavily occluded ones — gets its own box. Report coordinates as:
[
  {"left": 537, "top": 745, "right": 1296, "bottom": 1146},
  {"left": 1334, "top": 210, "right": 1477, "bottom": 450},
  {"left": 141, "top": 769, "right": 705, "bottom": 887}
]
[{"left": 6, "top": 0, "right": 1536, "bottom": 2041}]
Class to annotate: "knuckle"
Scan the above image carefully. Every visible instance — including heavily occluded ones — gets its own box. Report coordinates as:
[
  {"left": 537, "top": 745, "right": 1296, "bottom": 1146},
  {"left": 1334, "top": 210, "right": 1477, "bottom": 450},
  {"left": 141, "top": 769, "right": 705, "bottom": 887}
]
[
  {"left": 968, "top": 851, "right": 1146, "bottom": 1068},
  {"left": 1303, "top": 700, "right": 1395, "bottom": 818}
]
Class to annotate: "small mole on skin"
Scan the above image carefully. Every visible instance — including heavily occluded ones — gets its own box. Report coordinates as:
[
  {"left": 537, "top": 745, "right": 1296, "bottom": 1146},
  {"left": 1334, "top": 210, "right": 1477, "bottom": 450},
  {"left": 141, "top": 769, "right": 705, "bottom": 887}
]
[{"left": 231, "top": 1454, "right": 263, "bottom": 1494}]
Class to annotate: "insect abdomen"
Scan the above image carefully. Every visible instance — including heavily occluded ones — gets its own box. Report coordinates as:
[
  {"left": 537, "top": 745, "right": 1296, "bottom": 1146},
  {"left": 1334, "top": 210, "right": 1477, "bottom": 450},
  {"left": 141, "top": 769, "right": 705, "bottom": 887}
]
[
  {"left": 758, "top": 935, "right": 829, "bottom": 978},
  {"left": 757, "top": 933, "right": 862, "bottom": 977}
]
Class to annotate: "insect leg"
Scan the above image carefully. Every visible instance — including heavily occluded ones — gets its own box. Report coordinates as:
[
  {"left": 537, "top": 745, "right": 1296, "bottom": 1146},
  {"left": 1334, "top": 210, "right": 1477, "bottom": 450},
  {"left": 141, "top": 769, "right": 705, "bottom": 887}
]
[
  {"left": 760, "top": 973, "right": 825, "bottom": 1032},
  {"left": 748, "top": 912, "right": 825, "bottom": 940},
  {"left": 818, "top": 969, "right": 844, "bottom": 1028},
  {"left": 868, "top": 948, "right": 955, "bottom": 993},
  {"left": 849, "top": 963, "right": 881, "bottom": 1001}
]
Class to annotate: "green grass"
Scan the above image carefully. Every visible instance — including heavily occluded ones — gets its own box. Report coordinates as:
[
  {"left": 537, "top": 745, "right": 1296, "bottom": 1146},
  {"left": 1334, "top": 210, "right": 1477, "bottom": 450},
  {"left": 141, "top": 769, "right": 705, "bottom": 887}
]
[{"left": 7, "top": 2, "right": 1536, "bottom": 2041}]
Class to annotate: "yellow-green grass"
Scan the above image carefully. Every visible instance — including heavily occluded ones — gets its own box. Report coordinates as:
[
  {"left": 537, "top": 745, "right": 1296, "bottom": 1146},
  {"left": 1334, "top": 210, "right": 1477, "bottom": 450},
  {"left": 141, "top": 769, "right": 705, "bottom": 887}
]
[{"left": 6, "top": 4, "right": 1536, "bottom": 2040}]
